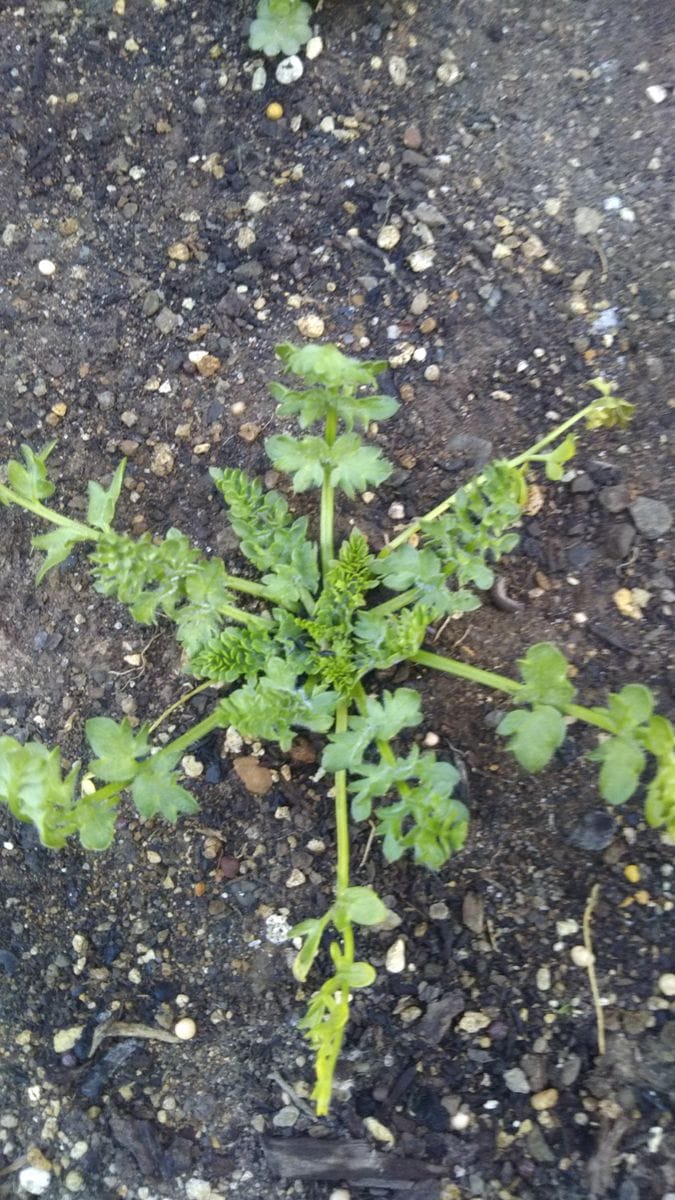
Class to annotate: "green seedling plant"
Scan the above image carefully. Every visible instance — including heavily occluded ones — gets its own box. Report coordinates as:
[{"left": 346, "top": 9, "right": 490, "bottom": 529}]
[
  {"left": 249, "top": 0, "right": 313, "bottom": 56},
  {"left": 1, "top": 349, "right": 673, "bottom": 1115}
]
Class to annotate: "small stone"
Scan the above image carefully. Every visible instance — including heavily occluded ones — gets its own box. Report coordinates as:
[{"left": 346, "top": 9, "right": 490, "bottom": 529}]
[
  {"left": 186, "top": 1182, "right": 213, "bottom": 1200},
  {"left": 385, "top": 937, "right": 406, "bottom": 974},
  {"left": 570, "top": 945, "right": 594, "bottom": 968},
  {"left": 150, "top": 443, "right": 175, "bottom": 477},
  {"left": 142, "top": 290, "right": 162, "bottom": 316},
  {"left": 436, "top": 55, "right": 461, "bottom": 85},
  {"left": 536, "top": 966, "right": 552, "bottom": 991},
  {"left": 629, "top": 496, "right": 673, "bottom": 539},
  {"left": 266, "top": 101, "right": 283, "bottom": 120},
  {"left": 168, "top": 240, "right": 191, "bottom": 261},
  {"left": 64, "top": 1171, "right": 84, "bottom": 1193},
  {"left": 492, "top": 242, "right": 512, "bottom": 260},
  {"left": 504, "top": 1067, "right": 530, "bottom": 1094},
  {"left": 273, "top": 1105, "right": 299, "bottom": 1127},
  {"left": 297, "top": 313, "right": 325, "bottom": 338},
  {"left": 285, "top": 868, "right": 306, "bottom": 888},
  {"left": 645, "top": 85, "right": 667, "bottom": 104},
  {"left": 388, "top": 56, "right": 408, "bottom": 86},
  {"left": 407, "top": 247, "right": 435, "bottom": 272},
  {"left": 521, "top": 233, "right": 547, "bottom": 260},
  {"left": 403, "top": 125, "right": 422, "bottom": 150},
  {"left": 429, "top": 901, "right": 449, "bottom": 920},
  {"left": 624, "top": 863, "right": 640, "bottom": 884},
  {"left": 410, "top": 291, "right": 429, "bottom": 315},
  {"left": 53, "top": 1026, "right": 84, "bottom": 1053},
  {"left": 531, "top": 1088, "right": 559, "bottom": 1111},
  {"left": 251, "top": 65, "right": 267, "bottom": 92},
  {"left": 155, "top": 306, "right": 179, "bottom": 335},
  {"left": 613, "top": 586, "right": 651, "bottom": 620},
  {"left": 181, "top": 755, "right": 204, "bottom": 779},
  {"left": 658, "top": 973, "right": 675, "bottom": 998},
  {"left": 574, "top": 207, "right": 603, "bottom": 236},
  {"left": 233, "top": 756, "right": 274, "bottom": 795},
  {"left": 239, "top": 422, "right": 261, "bottom": 443},
  {"left": 174, "top": 1017, "right": 197, "bottom": 1040},
  {"left": 413, "top": 202, "right": 446, "bottom": 227},
  {"left": 457, "top": 1011, "right": 491, "bottom": 1034},
  {"left": 38, "top": 259, "right": 56, "bottom": 276},
  {"left": 599, "top": 483, "right": 631, "bottom": 513},
  {"left": 329, "top": 1190, "right": 351, "bottom": 1200},
  {"left": 424, "top": 364, "right": 440, "bottom": 382},
  {"left": 246, "top": 191, "right": 268, "bottom": 214},
  {"left": 604, "top": 523, "right": 635, "bottom": 560},
  {"left": 377, "top": 224, "right": 401, "bottom": 251},
  {"left": 276, "top": 56, "right": 303, "bottom": 85},
  {"left": 388, "top": 501, "right": 405, "bottom": 520},
  {"left": 567, "top": 810, "right": 616, "bottom": 851},
  {"left": 18, "top": 1167, "right": 51, "bottom": 1196},
  {"left": 306, "top": 36, "right": 323, "bottom": 60}
]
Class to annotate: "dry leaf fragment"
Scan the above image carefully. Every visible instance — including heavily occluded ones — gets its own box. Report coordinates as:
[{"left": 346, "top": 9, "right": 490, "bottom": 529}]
[{"left": 88, "top": 1020, "right": 181, "bottom": 1058}]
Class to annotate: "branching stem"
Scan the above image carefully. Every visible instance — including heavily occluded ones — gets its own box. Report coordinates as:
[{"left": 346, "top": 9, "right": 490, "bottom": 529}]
[
  {"left": 384, "top": 399, "right": 599, "bottom": 553},
  {"left": 412, "top": 649, "right": 617, "bottom": 734},
  {"left": 0, "top": 485, "right": 98, "bottom": 540}
]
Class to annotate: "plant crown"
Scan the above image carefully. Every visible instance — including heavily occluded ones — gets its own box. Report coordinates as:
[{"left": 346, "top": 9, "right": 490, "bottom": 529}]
[{"left": 0, "top": 345, "right": 672, "bottom": 1114}]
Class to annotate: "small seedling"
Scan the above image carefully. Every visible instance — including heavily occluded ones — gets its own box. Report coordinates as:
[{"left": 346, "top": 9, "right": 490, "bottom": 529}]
[
  {"left": 1, "top": 347, "right": 672, "bottom": 1114},
  {"left": 249, "top": 0, "right": 313, "bottom": 57}
]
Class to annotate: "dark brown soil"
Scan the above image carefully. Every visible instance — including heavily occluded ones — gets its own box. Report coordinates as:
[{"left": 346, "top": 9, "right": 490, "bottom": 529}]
[{"left": 1, "top": 2, "right": 673, "bottom": 1199}]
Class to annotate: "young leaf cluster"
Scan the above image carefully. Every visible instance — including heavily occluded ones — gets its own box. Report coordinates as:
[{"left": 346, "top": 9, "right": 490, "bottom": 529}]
[{"left": 249, "top": 0, "right": 313, "bottom": 57}]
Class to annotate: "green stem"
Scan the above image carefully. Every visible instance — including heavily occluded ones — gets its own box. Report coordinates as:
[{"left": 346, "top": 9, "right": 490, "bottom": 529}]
[
  {"left": 147, "top": 681, "right": 217, "bottom": 735},
  {"left": 222, "top": 573, "right": 279, "bottom": 603},
  {"left": 0, "top": 485, "right": 98, "bottom": 540},
  {"left": 155, "top": 708, "right": 224, "bottom": 761},
  {"left": 320, "top": 408, "right": 338, "bottom": 580},
  {"left": 220, "top": 602, "right": 270, "bottom": 629},
  {"left": 79, "top": 780, "right": 122, "bottom": 805},
  {"left": 334, "top": 698, "right": 350, "bottom": 895},
  {"left": 412, "top": 649, "right": 617, "bottom": 735},
  {"left": 367, "top": 586, "right": 420, "bottom": 620},
  {"left": 383, "top": 400, "right": 598, "bottom": 553}
]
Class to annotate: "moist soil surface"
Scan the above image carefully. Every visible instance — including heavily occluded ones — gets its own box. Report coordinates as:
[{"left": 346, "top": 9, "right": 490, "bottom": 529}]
[{"left": 1, "top": 2, "right": 674, "bottom": 1199}]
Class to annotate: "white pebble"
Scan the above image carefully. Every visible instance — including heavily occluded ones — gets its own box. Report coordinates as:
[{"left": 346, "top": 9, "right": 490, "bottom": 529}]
[
  {"left": 450, "top": 1110, "right": 471, "bottom": 1130},
  {"left": 388, "top": 501, "right": 405, "bottom": 520},
  {"left": 305, "top": 36, "right": 323, "bottom": 60},
  {"left": 388, "top": 56, "right": 408, "bottom": 86},
  {"left": 329, "top": 1191, "right": 351, "bottom": 1200},
  {"left": 385, "top": 936, "right": 406, "bottom": 974},
  {"left": 658, "top": 972, "right": 675, "bottom": 997},
  {"left": 174, "top": 1017, "right": 197, "bottom": 1040},
  {"left": 377, "top": 224, "right": 401, "bottom": 251},
  {"left": 276, "top": 55, "right": 304, "bottom": 85},
  {"left": 407, "top": 246, "right": 435, "bottom": 273},
  {"left": 570, "top": 945, "right": 594, "bottom": 968},
  {"left": 645, "top": 85, "right": 667, "bottom": 104},
  {"left": 38, "top": 259, "right": 56, "bottom": 276},
  {"left": 251, "top": 65, "right": 267, "bottom": 92},
  {"left": 246, "top": 191, "right": 268, "bottom": 214},
  {"left": 18, "top": 1168, "right": 51, "bottom": 1196}
]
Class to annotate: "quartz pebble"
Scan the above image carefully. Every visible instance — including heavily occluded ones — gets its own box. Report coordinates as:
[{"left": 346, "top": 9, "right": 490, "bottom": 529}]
[
  {"left": 174, "top": 1017, "right": 197, "bottom": 1040},
  {"left": 570, "top": 945, "right": 594, "bottom": 968},
  {"left": 150, "top": 443, "right": 175, "bottom": 477},
  {"left": 306, "top": 36, "right": 323, "bottom": 60},
  {"left": 377, "top": 224, "right": 401, "bottom": 250},
  {"left": 38, "top": 258, "right": 56, "bottom": 276},
  {"left": 645, "top": 85, "right": 667, "bottom": 103},
  {"left": 297, "top": 313, "right": 325, "bottom": 338},
  {"left": 531, "top": 1088, "right": 559, "bottom": 1111},
  {"left": 385, "top": 936, "right": 406, "bottom": 973},
  {"left": 276, "top": 56, "right": 303, "bottom": 85},
  {"left": 658, "top": 973, "right": 675, "bottom": 998},
  {"left": 18, "top": 1167, "right": 51, "bottom": 1196},
  {"left": 388, "top": 56, "right": 407, "bottom": 86},
  {"left": 574, "top": 207, "right": 603, "bottom": 236}
]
